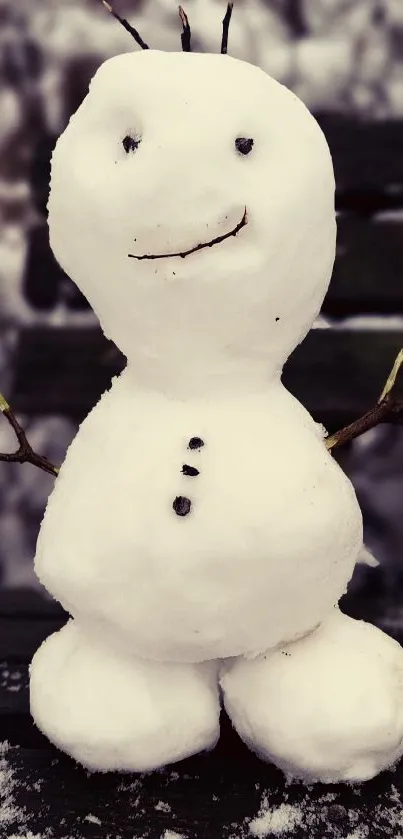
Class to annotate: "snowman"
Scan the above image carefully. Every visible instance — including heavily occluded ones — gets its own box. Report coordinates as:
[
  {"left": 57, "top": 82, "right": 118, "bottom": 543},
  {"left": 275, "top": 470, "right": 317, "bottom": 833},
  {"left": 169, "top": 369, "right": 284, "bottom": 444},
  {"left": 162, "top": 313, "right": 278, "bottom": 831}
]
[{"left": 30, "top": 4, "right": 403, "bottom": 783}]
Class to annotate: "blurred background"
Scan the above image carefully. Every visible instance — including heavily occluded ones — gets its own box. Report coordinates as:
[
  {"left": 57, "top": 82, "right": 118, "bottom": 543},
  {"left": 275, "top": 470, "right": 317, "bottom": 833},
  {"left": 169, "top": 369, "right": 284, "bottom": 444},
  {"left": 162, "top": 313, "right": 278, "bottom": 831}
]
[{"left": 0, "top": 0, "right": 402, "bottom": 630}]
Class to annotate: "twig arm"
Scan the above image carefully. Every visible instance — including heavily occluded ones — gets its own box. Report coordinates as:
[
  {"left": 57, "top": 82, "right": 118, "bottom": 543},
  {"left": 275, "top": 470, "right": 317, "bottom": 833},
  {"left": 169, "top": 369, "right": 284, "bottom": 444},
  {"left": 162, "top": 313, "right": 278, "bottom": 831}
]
[
  {"left": 0, "top": 393, "right": 59, "bottom": 477},
  {"left": 325, "top": 349, "right": 403, "bottom": 451}
]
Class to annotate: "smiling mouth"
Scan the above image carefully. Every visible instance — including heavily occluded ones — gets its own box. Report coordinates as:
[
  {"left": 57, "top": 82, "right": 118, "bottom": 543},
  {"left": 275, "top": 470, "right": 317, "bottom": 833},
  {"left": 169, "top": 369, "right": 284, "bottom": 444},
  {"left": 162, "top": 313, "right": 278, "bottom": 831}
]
[{"left": 128, "top": 207, "right": 248, "bottom": 261}]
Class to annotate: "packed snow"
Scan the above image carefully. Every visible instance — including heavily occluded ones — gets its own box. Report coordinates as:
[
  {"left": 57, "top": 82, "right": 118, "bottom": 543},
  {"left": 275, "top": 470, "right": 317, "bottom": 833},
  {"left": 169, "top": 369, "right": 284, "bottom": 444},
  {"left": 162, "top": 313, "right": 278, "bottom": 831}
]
[{"left": 25, "top": 37, "right": 403, "bottom": 784}]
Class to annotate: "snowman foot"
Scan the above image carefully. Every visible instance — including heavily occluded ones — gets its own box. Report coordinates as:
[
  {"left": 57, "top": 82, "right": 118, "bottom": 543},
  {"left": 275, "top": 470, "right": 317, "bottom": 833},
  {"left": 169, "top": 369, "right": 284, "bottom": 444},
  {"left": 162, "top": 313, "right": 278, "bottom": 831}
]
[
  {"left": 30, "top": 620, "right": 220, "bottom": 772},
  {"left": 220, "top": 609, "right": 403, "bottom": 783}
]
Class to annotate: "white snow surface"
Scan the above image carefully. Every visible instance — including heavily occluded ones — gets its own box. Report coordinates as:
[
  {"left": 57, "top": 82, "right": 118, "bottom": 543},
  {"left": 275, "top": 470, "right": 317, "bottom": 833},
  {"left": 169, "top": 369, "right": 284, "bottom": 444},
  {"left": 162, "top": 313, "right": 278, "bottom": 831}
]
[
  {"left": 222, "top": 609, "right": 403, "bottom": 783},
  {"left": 249, "top": 801, "right": 303, "bottom": 836},
  {"left": 28, "top": 47, "right": 403, "bottom": 782}
]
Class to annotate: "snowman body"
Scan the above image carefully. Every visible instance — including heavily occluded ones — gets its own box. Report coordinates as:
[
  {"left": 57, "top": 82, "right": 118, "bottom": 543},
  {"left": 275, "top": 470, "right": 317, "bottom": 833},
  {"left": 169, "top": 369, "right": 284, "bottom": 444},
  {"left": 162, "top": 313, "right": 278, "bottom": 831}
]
[
  {"left": 30, "top": 49, "right": 403, "bottom": 783},
  {"left": 35, "top": 374, "right": 361, "bottom": 664}
]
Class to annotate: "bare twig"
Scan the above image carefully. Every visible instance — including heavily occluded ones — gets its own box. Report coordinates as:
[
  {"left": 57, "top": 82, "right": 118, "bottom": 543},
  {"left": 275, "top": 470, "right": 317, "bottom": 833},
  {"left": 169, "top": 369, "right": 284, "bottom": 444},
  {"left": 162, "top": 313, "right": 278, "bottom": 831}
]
[
  {"left": 179, "top": 6, "right": 191, "bottom": 52},
  {"left": 101, "top": 0, "right": 149, "bottom": 50},
  {"left": 378, "top": 349, "right": 403, "bottom": 403},
  {"left": 128, "top": 206, "right": 247, "bottom": 260},
  {"left": 325, "top": 349, "right": 403, "bottom": 451},
  {"left": 221, "top": 1, "right": 234, "bottom": 55},
  {"left": 0, "top": 392, "right": 59, "bottom": 477}
]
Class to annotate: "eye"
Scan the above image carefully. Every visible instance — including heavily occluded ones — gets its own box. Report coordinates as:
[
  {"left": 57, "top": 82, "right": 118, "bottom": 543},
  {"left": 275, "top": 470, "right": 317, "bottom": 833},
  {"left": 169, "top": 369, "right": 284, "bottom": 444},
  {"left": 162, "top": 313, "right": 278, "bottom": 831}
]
[
  {"left": 122, "top": 135, "right": 141, "bottom": 153},
  {"left": 235, "top": 137, "right": 254, "bottom": 156}
]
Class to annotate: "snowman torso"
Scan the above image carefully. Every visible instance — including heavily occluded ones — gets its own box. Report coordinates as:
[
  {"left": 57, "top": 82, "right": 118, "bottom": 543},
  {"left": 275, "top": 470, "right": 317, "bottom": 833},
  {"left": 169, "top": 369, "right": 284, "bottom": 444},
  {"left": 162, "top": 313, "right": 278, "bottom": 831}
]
[{"left": 35, "top": 371, "right": 362, "bottom": 663}]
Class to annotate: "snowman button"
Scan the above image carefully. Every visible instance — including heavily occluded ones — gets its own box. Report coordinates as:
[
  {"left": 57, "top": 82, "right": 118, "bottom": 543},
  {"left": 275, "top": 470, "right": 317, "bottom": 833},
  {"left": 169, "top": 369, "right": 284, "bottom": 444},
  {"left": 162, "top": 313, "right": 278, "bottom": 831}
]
[
  {"left": 182, "top": 464, "right": 200, "bottom": 476},
  {"left": 173, "top": 496, "right": 192, "bottom": 516},
  {"left": 188, "top": 437, "right": 204, "bottom": 450}
]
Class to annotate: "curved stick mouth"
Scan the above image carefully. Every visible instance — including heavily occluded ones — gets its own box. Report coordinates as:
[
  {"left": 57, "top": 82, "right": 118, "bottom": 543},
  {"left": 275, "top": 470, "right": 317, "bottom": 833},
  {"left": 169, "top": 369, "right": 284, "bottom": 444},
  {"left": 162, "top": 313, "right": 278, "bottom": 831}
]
[{"left": 128, "top": 207, "right": 248, "bottom": 261}]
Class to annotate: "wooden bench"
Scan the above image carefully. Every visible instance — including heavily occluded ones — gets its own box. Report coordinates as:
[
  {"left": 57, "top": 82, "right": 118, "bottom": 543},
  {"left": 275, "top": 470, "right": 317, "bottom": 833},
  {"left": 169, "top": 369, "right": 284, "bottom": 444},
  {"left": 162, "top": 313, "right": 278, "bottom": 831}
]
[{"left": 1, "top": 114, "right": 403, "bottom": 837}]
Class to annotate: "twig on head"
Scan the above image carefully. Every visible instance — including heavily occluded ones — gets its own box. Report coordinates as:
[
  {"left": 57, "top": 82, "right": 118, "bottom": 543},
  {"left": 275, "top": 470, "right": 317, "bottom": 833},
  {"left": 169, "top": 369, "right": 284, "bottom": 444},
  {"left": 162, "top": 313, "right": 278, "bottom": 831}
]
[
  {"left": 179, "top": 6, "right": 191, "bottom": 52},
  {"left": 325, "top": 349, "right": 403, "bottom": 451},
  {"left": 0, "top": 392, "right": 59, "bottom": 477},
  {"left": 101, "top": 0, "right": 149, "bottom": 50},
  {"left": 221, "top": 1, "right": 234, "bottom": 54}
]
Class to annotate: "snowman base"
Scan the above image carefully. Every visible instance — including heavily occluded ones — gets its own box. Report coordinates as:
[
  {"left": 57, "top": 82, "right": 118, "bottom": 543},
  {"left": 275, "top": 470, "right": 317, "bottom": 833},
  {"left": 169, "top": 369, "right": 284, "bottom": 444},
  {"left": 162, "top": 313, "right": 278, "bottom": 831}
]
[
  {"left": 30, "top": 610, "right": 403, "bottom": 782},
  {"left": 221, "top": 609, "right": 403, "bottom": 783},
  {"left": 30, "top": 620, "right": 220, "bottom": 773}
]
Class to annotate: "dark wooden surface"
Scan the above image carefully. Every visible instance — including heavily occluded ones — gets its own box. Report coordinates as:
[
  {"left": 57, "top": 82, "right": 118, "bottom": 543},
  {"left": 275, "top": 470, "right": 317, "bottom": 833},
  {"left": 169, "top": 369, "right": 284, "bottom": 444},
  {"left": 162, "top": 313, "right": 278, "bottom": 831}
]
[
  {"left": 317, "top": 116, "right": 403, "bottom": 208},
  {"left": 3, "top": 739, "right": 403, "bottom": 839},
  {"left": 326, "top": 217, "right": 403, "bottom": 316},
  {"left": 0, "top": 590, "right": 401, "bottom": 838},
  {"left": 1, "top": 587, "right": 403, "bottom": 838}
]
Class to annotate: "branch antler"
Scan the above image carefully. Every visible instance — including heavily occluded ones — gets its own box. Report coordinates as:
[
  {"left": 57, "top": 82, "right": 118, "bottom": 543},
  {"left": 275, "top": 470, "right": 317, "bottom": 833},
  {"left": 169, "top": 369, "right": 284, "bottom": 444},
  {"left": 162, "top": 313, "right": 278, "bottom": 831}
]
[
  {"left": 0, "top": 393, "right": 59, "bottom": 477},
  {"left": 179, "top": 6, "right": 191, "bottom": 52},
  {"left": 221, "top": 2, "right": 234, "bottom": 54},
  {"left": 325, "top": 349, "right": 403, "bottom": 451},
  {"left": 101, "top": 0, "right": 149, "bottom": 50}
]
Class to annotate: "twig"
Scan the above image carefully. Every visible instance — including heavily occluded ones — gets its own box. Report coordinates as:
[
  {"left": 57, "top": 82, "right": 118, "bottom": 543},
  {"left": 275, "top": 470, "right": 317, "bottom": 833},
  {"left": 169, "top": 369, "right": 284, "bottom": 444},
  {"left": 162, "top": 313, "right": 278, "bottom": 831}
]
[
  {"left": 128, "top": 206, "right": 247, "bottom": 260},
  {"left": 221, "top": 1, "right": 234, "bottom": 55},
  {"left": 378, "top": 349, "right": 403, "bottom": 402},
  {"left": 325, "top": 349, "right": 403, "bottom": 451},
  {"left": 0, "top": 392, "right": 59, "bottom": 477},
  {"left": 179, "top": 6, "right": 191, "bottom": 52},
  {"left": 101, "top": 0, "right": 149, "bottom": 50}
]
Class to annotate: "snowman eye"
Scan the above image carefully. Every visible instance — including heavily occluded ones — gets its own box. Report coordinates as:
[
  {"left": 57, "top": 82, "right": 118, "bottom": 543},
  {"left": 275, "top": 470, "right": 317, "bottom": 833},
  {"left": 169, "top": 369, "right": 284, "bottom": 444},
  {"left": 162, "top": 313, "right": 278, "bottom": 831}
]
[
  {"left": 122, "top": 135, "right": 141, "bottom": 154},
  {"left": 235, "top": 137, "right": 254, "bottom": 155}
]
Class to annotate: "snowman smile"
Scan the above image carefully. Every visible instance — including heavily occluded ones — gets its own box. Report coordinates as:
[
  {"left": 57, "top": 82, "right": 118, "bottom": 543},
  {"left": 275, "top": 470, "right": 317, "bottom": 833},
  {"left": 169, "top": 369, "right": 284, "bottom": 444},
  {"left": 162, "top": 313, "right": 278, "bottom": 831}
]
[{"left": 128, "top": 207, "right": 248, "bottom": 260}]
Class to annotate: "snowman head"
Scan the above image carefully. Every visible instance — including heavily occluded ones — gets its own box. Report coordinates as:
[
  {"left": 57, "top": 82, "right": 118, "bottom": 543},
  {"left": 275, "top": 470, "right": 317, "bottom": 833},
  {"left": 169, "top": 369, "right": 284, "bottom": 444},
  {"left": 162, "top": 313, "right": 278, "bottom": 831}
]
[{"left": 48, "top": 32, "right": 336, "bottom": 397}]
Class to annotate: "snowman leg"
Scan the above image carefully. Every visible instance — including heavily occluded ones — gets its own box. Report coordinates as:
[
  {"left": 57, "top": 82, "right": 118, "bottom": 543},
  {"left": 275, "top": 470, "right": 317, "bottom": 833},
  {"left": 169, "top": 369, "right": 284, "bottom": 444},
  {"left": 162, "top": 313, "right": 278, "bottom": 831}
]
[
  {"left": 30, "top": 620, "right": 221, "bottom": 772},
  {"left": 220, "top": 609, "right": 403, "bottom": 783}
]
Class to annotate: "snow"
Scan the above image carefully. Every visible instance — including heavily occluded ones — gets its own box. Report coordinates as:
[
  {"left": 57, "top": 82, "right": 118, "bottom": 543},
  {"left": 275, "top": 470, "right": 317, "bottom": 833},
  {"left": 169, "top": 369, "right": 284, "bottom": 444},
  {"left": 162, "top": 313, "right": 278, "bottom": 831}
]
[
  {"left": 27, "top": 43, "right": 403, "bottom": 784},
  {"left": 30, "top": 621, "right": 221, "bottom": 771},
  {"left": 84, "top": 813, "right": 102, "bottom": 825},
  {"left": 249, "top": 802, "right": 302, "bottom": 836},
  {"left": 7, "top": 834, "right": 43, "bottom": 839},
  {"left": 155, "top": 800, "right": 172, "bottom": 813},
  {"left": 0, "top": 742, "right": 26, "bottom": 832},
  {"left": 222, "top": 609, "right": 403, "bottom": 783},
  {"left": 161, "top": 832, "right": 185, "bottom": 839}
]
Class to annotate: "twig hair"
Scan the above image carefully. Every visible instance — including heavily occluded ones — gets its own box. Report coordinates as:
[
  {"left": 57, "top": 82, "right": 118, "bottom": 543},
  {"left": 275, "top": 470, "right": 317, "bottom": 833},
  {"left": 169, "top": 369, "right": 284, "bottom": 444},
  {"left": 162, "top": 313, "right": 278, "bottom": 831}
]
[
  {"left": 221, "top": 2, "right": 234, "bottom": 54},
  {"left": 178, "top": 6, "right": 191, "bottom": 52},
  {"left": 102, "top": 1, "right": 235, "bottom": 54},
  {"left": 101, "top": 1, "right": 149, "bottom": 50}
]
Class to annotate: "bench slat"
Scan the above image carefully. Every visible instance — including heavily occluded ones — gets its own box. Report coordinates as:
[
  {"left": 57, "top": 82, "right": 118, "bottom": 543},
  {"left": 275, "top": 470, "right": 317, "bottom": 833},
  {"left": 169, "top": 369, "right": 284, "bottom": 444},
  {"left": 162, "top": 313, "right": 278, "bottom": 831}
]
[
  {"left": 325, "top": 217, "right": 403, "bottom": 315},
  {"left": 317, "top": 115, "right": 403, "bottom": 199},
  {"left": 0, "top": 589, "right": 65, "bottom": 619},
  {"left": 10, "top": 327, "right": 403, "bottom": 430},
  {"left": 0, "top": 618, "right": 65, "bottom": 662}
]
